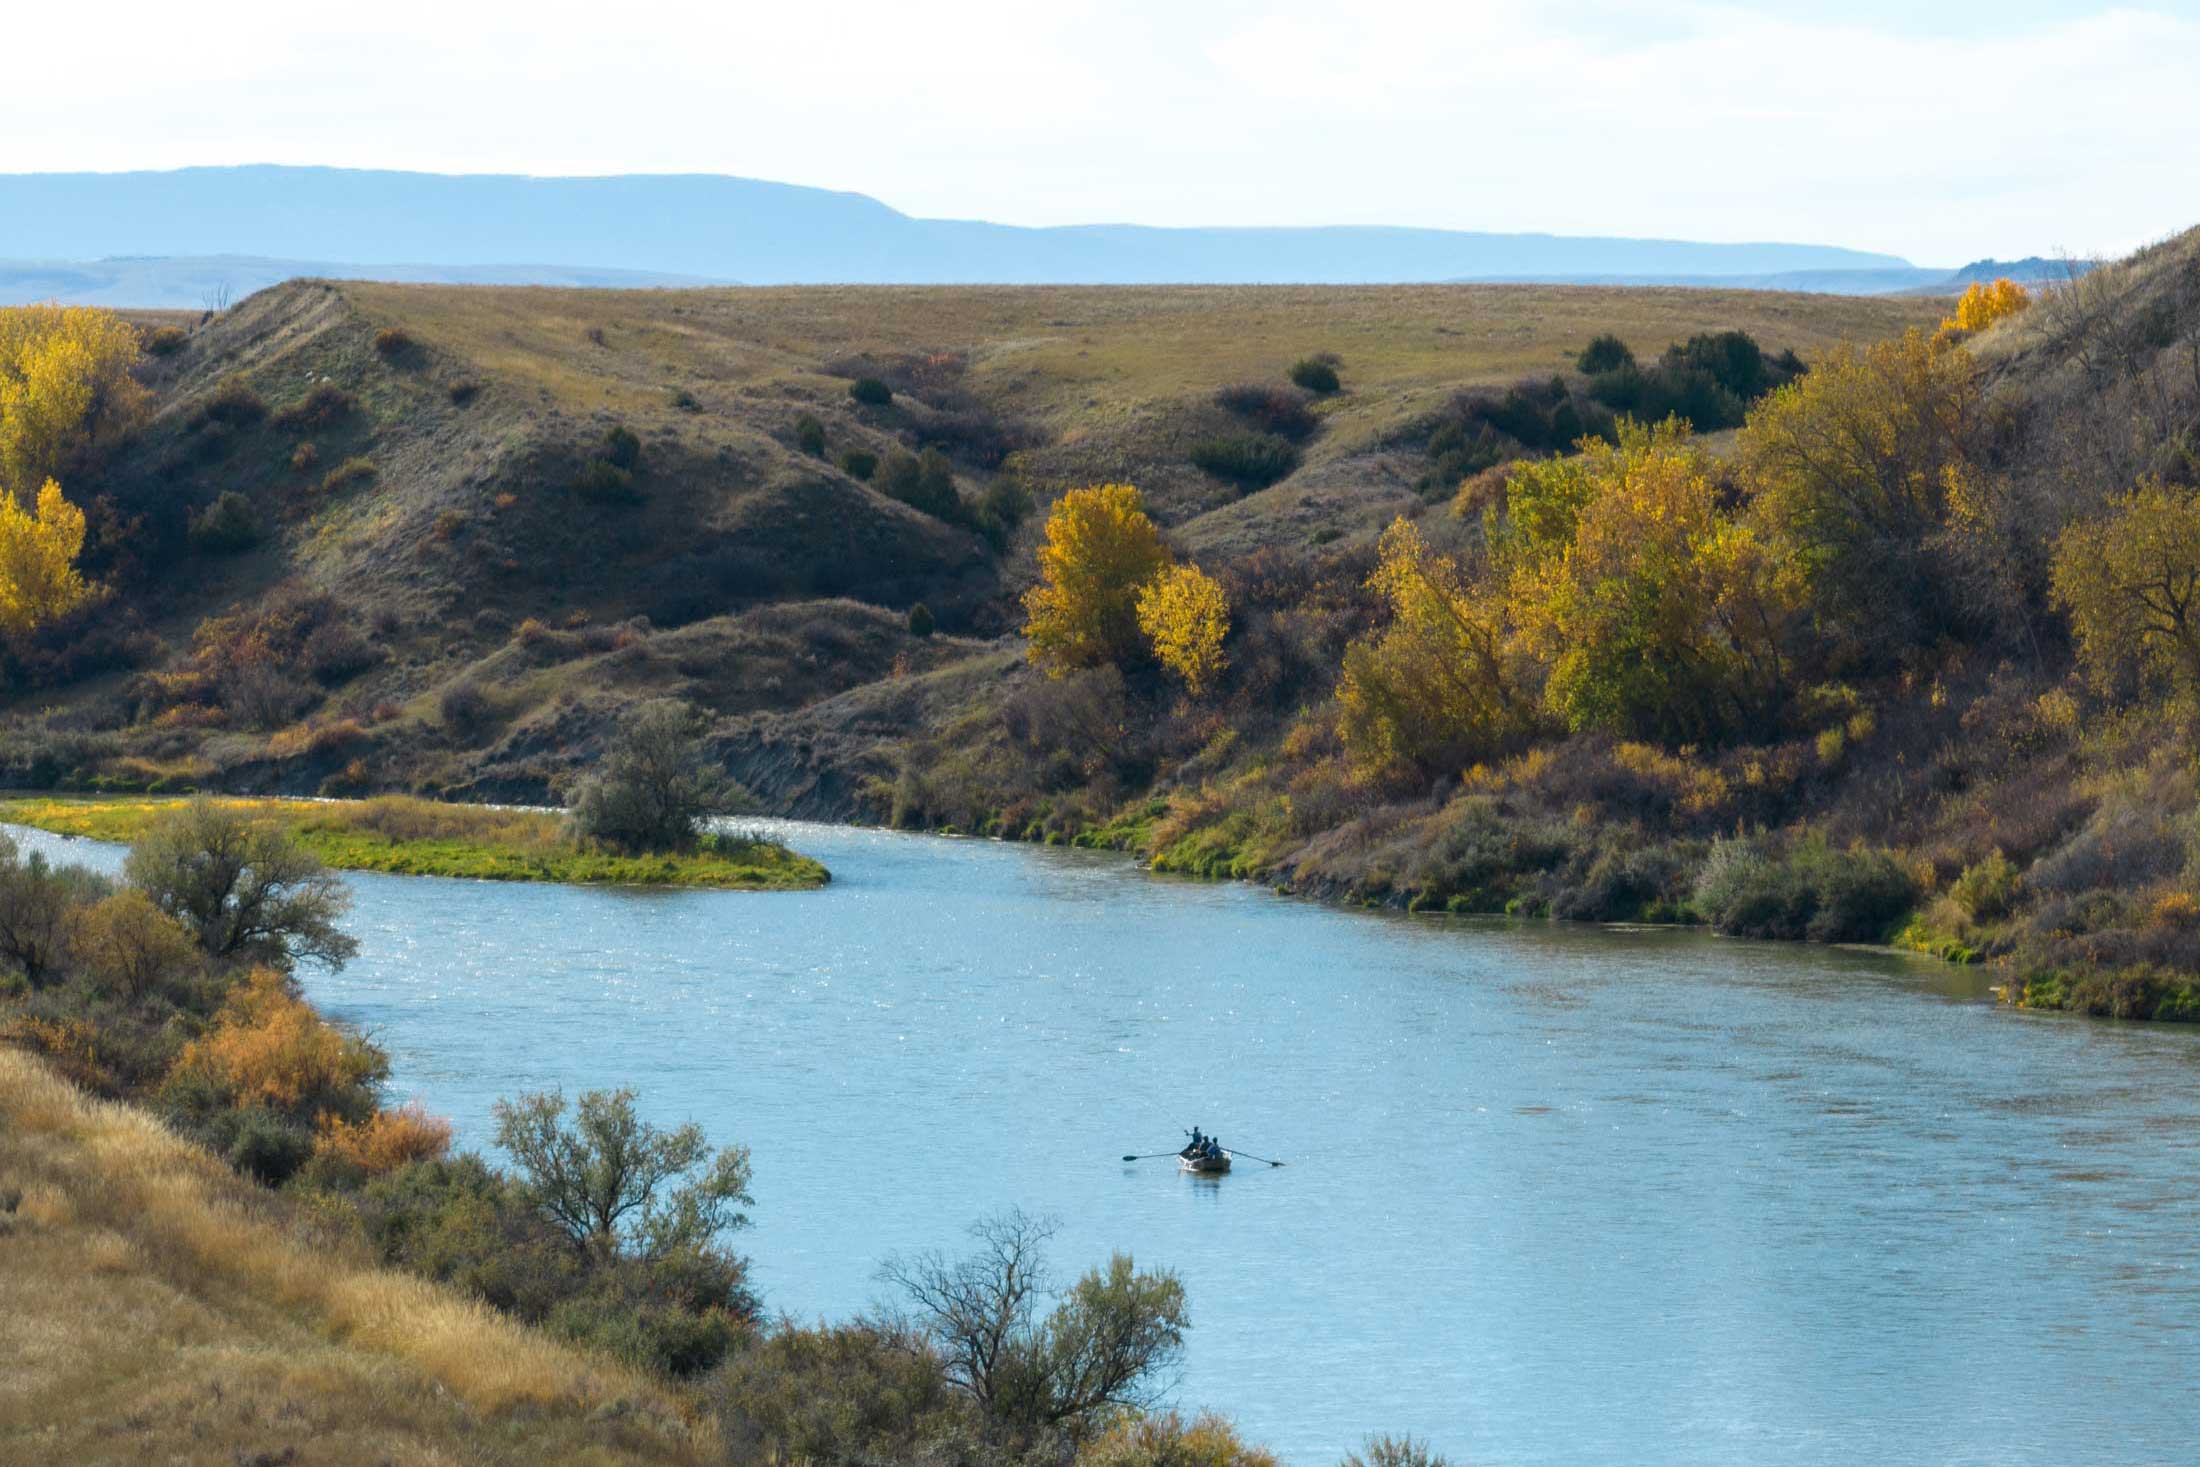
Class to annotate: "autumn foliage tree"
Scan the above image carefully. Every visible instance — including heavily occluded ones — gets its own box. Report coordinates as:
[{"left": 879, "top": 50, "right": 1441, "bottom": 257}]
[
  {"left": 173, "top": 966, "right": 388, "bottom": 1121},
  {"left": 1739, "top": 329, "right": 1980, "bottom": 665},
  {"left": 2051, "top": 478, "right": 2200, "bottom": 701},
  {"left": 1944, "top": 277, "right": 2032, "bottom": 335},
  {"left": 1023, "top": 484, "right": 1172, "bottom": 673},
  {"left": 1337, "top": 518, "right": 1527, "bottom": 776},
  {"left": 0, "top": 477, "right": 92, "bottom": 634},
  {"left": 0, "top": 304, "right": 147, "bottom": 501},
  {"left": 1502, "top": 422, "right": 1796, "bottom": 742},
  {"left": 1137, "top": 563, "right": 1231, "bottom": 695}
]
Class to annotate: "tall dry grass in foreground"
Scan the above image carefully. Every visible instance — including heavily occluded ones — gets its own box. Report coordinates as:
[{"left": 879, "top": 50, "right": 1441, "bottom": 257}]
[{"left": 0, "top": 1049, "right": 709, "bottom": 1466}]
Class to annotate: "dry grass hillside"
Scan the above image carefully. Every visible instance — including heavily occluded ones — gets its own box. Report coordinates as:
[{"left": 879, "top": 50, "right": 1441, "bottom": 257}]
[
  {"left": 1, "top": 277, "right": 1942, "bottom": 803},
  {"left": 0, "top": 1050, "right": 706, "bottom": 1466}
]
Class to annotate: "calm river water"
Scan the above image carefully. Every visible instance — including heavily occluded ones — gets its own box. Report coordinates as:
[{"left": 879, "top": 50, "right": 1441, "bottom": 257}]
[{"left": 16, "top": 820, "right": 2198, "bottom": 1465}]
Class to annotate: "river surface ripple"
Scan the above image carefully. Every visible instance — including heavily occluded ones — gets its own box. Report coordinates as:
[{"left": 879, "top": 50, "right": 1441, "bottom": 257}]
[{"left": 14, "top": 820, "right": 2197, "bottom": 1466}]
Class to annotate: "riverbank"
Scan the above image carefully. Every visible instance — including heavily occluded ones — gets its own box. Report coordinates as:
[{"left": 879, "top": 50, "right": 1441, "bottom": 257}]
[
  {"left": 0, "top": 1048, "right": 706, "bottom": 1465},
  {"left": 0, "top": 794, "right": 829, "bottom": 890}
]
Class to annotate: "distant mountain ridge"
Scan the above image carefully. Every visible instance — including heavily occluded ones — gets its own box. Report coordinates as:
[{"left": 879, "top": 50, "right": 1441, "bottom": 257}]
[{"left": 0, "top": 165, "right": 1916, "bottom": 300}]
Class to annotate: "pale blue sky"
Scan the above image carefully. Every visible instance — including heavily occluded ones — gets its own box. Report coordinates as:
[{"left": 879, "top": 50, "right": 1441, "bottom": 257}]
[{"left": 7, "top": 1, "right": 2197, "bottom": 263}]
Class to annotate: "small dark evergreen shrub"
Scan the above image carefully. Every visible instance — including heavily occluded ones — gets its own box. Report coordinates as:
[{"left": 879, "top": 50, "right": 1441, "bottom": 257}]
[
  {"left": 1662, "top": 330, "right": 1777, "bottom": 400},
  {"left": 1576, "top": 334, "right": 1636, "bottom": 374},
  {"left": 144, "top": 325, "right": 188, "bottom": 357},
  {"left": 794, "top": 413, "right": 827, "bottom": 456},
  {"left": 875, "top": 449, "right": 964, "bottom": 522},
  {"left": 226, "top": 1108, "right": 315, "bottom": 1187},
  {"left": 907, "top": 603, "right": 935, "bottom": 637},
  {"left": 838, "top": 448, "right": 878, "bottom": 481},
  {"left": 573, "top": 459, "right": 640, "bottom": 504},
  {"left": 187, "top": 491, "right": 262, "bottom": 554},
  {"left": 669, "top": 386, "right": 700, "bottom": 412},
  {"left": 1289, "top": 356, "right": 1342, "bottom": 394},
  {"left": 1190, "top": 431, "right": 1299, "bottom": 489},
  {"left": 601, "top": 425, "right": 642, "bottom": 470},
  {"left": 848, "top": 377, "right": 893, "bottom": 407},
  {"left": 438, "top": 679, "right": 495, "bottom": 736},
  {"left": 448, "top": 379, "right": 482, "bottom": 406}
]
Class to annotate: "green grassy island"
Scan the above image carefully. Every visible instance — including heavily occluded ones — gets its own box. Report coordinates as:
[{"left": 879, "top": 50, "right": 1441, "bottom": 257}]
[{"left": 0, "top": 794, "right": 828, "bottom": 890}]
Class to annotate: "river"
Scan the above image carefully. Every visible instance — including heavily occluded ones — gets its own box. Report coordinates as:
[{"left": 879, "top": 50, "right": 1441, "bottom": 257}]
[{"left": 14, "top": 820, "right": 2198, "bottom": 1465}]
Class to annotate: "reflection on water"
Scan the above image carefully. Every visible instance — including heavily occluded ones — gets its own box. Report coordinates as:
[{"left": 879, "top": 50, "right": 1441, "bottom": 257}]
[{"left": 13, "top": 820, "right": 2197, "bottom": 1466}]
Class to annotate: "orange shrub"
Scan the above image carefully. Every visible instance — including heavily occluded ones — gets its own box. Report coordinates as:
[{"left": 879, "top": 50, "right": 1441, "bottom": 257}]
[
  {"left": 173, "top": 967, "right": 386, "bottom": 1117},
  {"left": 314, "top": 1102, "right": 453, "bottom": 1174},
  {"left": 2150, "top": 889, "right": 2200, "bottom": 930},
  {"left": 0, "top": 1014, "right": 111, "bottom": 1094}
]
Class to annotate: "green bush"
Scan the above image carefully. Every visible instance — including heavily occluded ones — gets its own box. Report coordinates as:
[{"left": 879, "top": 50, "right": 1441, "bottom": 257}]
[
  {"left": 225, "top": 1106, "right": 316, "bottom": 1187},
  {"left": 567, "top": 701, "right": 749, "bottom": 853},
  {"left": 272, "top": 383, "right": 357, "bottom": 432},
  {"left": 793, "top": 413, "right": 827, "bottom": 456},
  {"left": 876, "top": 448, "right": 965, "bottom": 522},
  {"left": 187, "top": 491, "right": 263, "bottom": 554},
  {"left": 602, "top": 424, "right": 643, "bottom": 470},
  {"left": 1950, "top": 849, "right": 2021, "bottom": 922},
  {"left": 1289, "top": 356, "right": 1341, "bottom": 394},
  {"left": 198, "top": 377, "right": 267, "bottom": 428},
  {"left": 908, "top": 603, "right": 936, "bottom": 638},
  {"left": 573, "top": 459, "right": 640, "bottom": 504},
  {"left": 1693, "top": 834, "right": 1917, "bottom": 943},
  {"left": 709, "top": 1324, "right": 981, "bottom": 1467},
  {"left": 837, "top": 448, "right": 878, "bottom": 481},
  {"left": 848, "top": 377, "right": 893, "bottom": 407},
  {"left": 144, "top": 325, "right": 188, "bottom": 357},
  {"left": 1576, "top": 334, "right": 1635, "bottom": 373},
  {"left": 1190, "top": 431, "right": 1299, "bottom": 489}
]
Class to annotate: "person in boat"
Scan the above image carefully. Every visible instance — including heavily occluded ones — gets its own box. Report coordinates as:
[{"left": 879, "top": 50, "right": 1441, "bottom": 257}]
[
  {"left": 1202, "top": 1135, "right": 1223, "bottom": 1161},
  {"left": 1182, "top": 1126, "right": 1205, "bottom": 1159}
]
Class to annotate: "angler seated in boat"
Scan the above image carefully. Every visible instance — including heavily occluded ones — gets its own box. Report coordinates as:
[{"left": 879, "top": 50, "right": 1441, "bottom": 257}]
[{"left": 1179, "top": 1126, "right": 1231, "bottom": 1171}]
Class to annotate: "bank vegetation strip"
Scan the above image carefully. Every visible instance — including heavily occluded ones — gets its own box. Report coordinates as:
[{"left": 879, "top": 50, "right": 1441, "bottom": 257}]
[{"left": 0, "top": 794, "right": 828, "bottom": 890}]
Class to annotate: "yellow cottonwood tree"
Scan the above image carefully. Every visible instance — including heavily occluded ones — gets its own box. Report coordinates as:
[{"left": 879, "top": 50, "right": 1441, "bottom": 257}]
[
  {"left": 1337, "top": 517, "right": 1527, "bottom": 776},
  {"left": 1137, "top": 562, "right": 1231, "bottom": 695},
  {"left": 1739, "top": 328, "right": 1978, "bottom": 660},
  {"left": 0, "top": 478, "right": 91, "bottom": 635},
  {"left": 1023, "top": 483, "right": 1172, "bottom": 673},
  {"left": 0, "top": 304, "right": 148, "bottom": 501},
  {"left": 1505, "top": 424, "right": 1795, "bottom": 742},
  {"left": 2050, "top": 478, "right": 2200, "bottom": 699}
]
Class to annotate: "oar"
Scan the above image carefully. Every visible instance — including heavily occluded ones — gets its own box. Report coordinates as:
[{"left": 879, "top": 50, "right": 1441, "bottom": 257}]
[
  {"left": 1224, "top": 1148, "right": 1286, "bottom": 1167},
  {"left": 1122, "top": 1150, "right": 1186, "bottom": 1162}
]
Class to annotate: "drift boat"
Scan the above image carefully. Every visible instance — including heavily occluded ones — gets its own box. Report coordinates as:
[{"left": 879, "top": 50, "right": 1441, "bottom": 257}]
[{"left": 1179, "top": 1150, "right": 1233, "bottom": 1174}]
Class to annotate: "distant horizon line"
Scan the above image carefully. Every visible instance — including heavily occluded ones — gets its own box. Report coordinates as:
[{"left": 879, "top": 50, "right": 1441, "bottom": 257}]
[{"left": 0, "top": 161, "right": 1929, "bottom": 267}]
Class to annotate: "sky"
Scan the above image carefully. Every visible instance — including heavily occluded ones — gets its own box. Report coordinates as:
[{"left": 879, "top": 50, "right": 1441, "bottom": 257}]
[{"left": 7, "top": 0, "right": 2198, "bottom": 265}]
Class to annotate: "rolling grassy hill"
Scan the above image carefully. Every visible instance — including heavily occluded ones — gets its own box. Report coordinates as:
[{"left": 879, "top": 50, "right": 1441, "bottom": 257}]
[
  {"left": 0, "top": 1049, "right": 706, "bottom": 1466},
  {"left": 1, "top": 277, "right": 1944, "bottom": 805}
]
